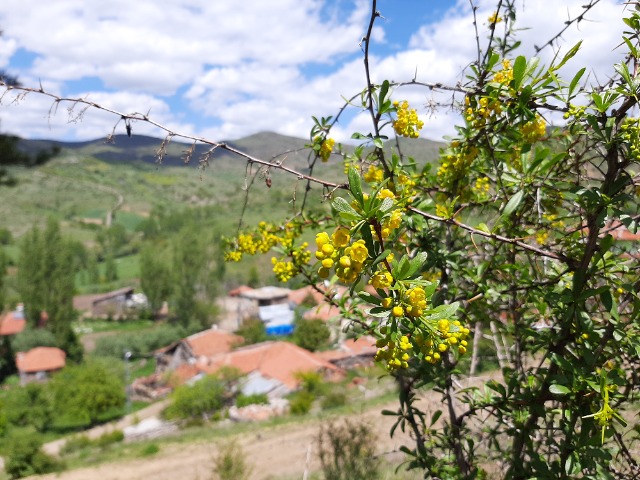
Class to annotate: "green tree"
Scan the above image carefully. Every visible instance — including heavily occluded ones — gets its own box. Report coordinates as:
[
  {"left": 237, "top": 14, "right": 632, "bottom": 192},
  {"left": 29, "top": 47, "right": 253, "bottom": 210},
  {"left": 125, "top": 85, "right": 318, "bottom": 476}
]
[
  {"left": 5, "top": 383, "right": 53, "bottom": 433},
  {"left": 10, "top": 328, "right": 57, "bottom": 353},
  {"left": 293, "top": 317, "right": 330, "bottom": 352},
  {"left": 15, "top": 219, "right": 82, "bottom": 361},
  {"left": 139, "top": 243, "right": 172, "bottom": 316},
  {"left": 103, "top": 251, "right": 118, "bottom": 283},
  {"left": 48, "top": 360, "right": 125, "bottom": 428},
  {"left": 3, "top": 431, "right": 63, "bottom": 479},
  {"left": 170, "top": 227, "right": 218, "bottom": 330}
]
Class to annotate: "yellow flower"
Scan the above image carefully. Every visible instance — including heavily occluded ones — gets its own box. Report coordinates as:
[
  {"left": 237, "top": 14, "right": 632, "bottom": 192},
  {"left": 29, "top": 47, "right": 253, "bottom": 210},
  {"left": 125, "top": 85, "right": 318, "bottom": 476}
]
[
  {"left": 488, "top": 12, "right": 502, "bottom": 24},
  {"left": 331, "top": 227, "right": 350, "bottom": 247},
  {"left": 348, "top": 240, "right": 368, "bottom": 263},
  {"left": 315, "top": 232, "right": 330, "bottom": 248}
]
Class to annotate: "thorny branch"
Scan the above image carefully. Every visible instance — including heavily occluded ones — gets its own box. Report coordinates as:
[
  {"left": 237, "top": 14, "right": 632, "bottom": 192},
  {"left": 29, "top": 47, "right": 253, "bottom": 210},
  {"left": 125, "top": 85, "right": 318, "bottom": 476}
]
[{"left": 0, "top": 82, "right": 345, "bottom": 192}]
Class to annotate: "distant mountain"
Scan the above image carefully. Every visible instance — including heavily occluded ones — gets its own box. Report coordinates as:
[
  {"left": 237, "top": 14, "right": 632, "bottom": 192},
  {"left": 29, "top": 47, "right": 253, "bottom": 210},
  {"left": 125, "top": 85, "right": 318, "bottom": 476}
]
[{"left": 16, "top": 131, "right": 443, "bottom": 169}]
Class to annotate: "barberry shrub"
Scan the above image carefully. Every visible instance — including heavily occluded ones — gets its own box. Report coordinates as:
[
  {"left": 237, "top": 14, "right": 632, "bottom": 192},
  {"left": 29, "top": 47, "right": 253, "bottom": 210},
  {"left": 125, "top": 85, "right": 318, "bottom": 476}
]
[
  {"left": 317, "top": 418, "right": 380, "bottom": 480},
  {"left": 3, "top": 1, "right": 640, "bottom": 479}
]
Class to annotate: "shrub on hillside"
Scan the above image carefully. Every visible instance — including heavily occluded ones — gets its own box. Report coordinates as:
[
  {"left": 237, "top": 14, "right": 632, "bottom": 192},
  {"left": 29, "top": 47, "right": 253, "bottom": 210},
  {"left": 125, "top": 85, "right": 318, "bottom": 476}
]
[
  {"left": 4, "top": 432, "right": 64, "bottom": 479},
  {"left": 162, "top": 375, "right": 227, "bottom": 421},
  {"left": 292, "top": 317, "right": 330, "bottom": 352},
  {"left": 10, "top": 328, "right": 57, "bottom": 354},
  {"left": 93, "top": 324, "right": 184, "bottom": 358},
  {"left": 235, "top": 317, "right": 266, "bottom": 345},
  {"left": 318, "top": 419, "right": 380, "bottom": 480},
  {"left": 212, "top": 440, "right": 253, "bottom": 480},
  {"left": 235, "top": 393, "right": 269, "bottom": 408},
  {"left": 48, "top": 360, "right": 125, "bottom": 428},
  {"left": 288, "top": 390, "right": 314, "bottom": 415}
]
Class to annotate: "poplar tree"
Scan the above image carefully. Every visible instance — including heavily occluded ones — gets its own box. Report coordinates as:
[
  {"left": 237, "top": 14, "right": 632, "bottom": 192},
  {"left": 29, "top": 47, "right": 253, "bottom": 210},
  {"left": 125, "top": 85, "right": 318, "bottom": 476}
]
[{"left": 16, "top": 219, "right": 83, "bottom": 361}]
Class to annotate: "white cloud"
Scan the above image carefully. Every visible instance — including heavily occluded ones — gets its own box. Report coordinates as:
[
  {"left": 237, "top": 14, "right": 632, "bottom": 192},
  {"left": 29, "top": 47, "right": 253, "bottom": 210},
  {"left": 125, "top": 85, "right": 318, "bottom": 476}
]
[
  {"left": 0, "top": 36, "right": 17, "bottom": 69},
  {"left": 0, "top": 0, "right": 631, "bottom": 144}
]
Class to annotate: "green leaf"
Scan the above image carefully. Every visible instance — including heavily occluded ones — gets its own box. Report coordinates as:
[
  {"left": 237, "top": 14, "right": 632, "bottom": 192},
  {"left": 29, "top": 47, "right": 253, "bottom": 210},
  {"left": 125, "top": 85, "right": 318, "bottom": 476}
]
[
  {"left": 549, "top": 384, "right": 571, "bottom": 395},
  {"left": 378, "top": 197, "right": 395, "bottom": 214},
  {"left": 486, "top": 380, "right": 506, "bottom": 397},
  {"left": 373, "top": 136, "right": 384, "bottom": 149},
  {"left": 486, "top": 50, "right": 500, "bottom": 71},
  {"left": 503, "top": 190, "right": 525, "bottom": 217},
  {"left": 348, "top": 167, "right": 363, "bottom": 202},
  {"left": 332, "top": 196, "right": 359, "bottom": 216},
  {"left": 357, "top": 292, "right": 380, "bottom": 305},
  {"left": 394, "top": 255, "right": 411, "bottom": 280},
  {"left": 556, "top": 41, "right": 582, "bottom": 70},
  {"left": 379, "top": 79, "right": 390, "bottom": 105},
  {"left": 421, "top": 302, "right": 460, "bottom": 323},
  {"left": 407, "top": 251, "right": 428, "bottom": 278},
  {"left": 430, "top": 410, "right": 442, "bottom": 427},
  {"left": 614, "top": 62, "right": 632, "bottom": 86},
  {"left": 368, "top": 307, "right": 391, "bottom": 318},
  {"left": 476, "top": 223, "right": 491, "bottom": 234},
  {"left": 371, "top": 249, "right": 392, "bottom": 268},
  {"left": 512, "top": 55, "right": 527, "bottom": 90}
]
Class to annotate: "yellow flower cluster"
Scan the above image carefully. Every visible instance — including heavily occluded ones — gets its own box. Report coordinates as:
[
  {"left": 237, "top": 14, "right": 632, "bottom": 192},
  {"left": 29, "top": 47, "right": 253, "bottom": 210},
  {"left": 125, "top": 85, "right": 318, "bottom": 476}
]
[
  {"left": 370, "top": 270, "right": 393, "bottom": 290},
  {"left": 536, "top": 231, "right": 549, "bottom": 245},
  {"left": 371, "top": 277, "right": 470, "bottom": 370},
  {"left": 315, "top": 228, "right": 368, "bottom": 283},
  {"left": 419, "top": 319, "right": 470, "bottom": 364},
  {"left": 375, "top": 334, "right": 412, "bottom": 370},
  {"left": 521, "top": 115, "right": 546, "bottom": 143},
  {"left": 224, "top": 221, "right": 280, "bottom": 262},
  {"left": 543, "top": 213, "right": 565, "bottom": 229},
  {"left": 393, "top": 100, "right": 424, "bottom": 138},
  {"left": 493, "top": 59, "right": 514, "bottom": 86},
  {"left": 224, "top": 221, "right": 310, "bottom": 282},
  {"left": 438, "top": 141, "right": 479, "bottom": 186},
  {"left": 473, "top": 176, "right": 490, "bottom": 195},
  {"left": 464, "top": 94, "right": 504, "bottom": 129},
  {"left": 374, "top": 318, "right": 469, "bottom": 370},
  {"left": 271, "top": 242, "right": 310, "bottom": 282},
  {"left": 315, "top": 136, "right": 335, "bottom": 162},
  {"left": 271, "top": 257, "right": 296, "bottom": 282},
  {"left": 563, "top": 103, "right": 586, "bottom": 120},
  {"left": 364, "top": 165, "right": 384, "bottom": 183}
]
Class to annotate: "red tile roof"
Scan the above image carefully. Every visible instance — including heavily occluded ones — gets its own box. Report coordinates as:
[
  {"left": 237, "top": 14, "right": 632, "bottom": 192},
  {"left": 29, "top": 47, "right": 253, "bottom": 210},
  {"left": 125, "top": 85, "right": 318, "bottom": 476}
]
[
  {"left": 288, "top": 284, "right": 349, "bottom": 305},
  {"left": 16, "top": 347, "right": 66, "bottom": 373},
  {"left": 169, "top": 363, "right": 200, "bottom": 385},
  {"left": 302, "top": 303, "right": 342, "bottom": 322},
  {"left": 0, "top": 310, "right": 26, "bottom": 336},
  {"left": 198, "top": 341, "right": 342, "bottom": 389},
  {"left": 186, "top": 329, "right": 243, "bottom": 357},
  {"left": 228, "top": 285, "right": 255, "bottom": 297},
  {"left": 603, "top": 220, "right": 640, "bottom": 241},
  {"left": 316, "top": 336, "right": 377, "bottom": 362}
]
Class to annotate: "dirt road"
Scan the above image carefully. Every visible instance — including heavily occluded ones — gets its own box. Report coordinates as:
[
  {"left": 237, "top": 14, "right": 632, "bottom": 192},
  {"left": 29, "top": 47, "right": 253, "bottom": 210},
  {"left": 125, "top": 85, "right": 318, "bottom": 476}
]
[{"left": 33, "top": 398, "right": 418, "bottom": 480}]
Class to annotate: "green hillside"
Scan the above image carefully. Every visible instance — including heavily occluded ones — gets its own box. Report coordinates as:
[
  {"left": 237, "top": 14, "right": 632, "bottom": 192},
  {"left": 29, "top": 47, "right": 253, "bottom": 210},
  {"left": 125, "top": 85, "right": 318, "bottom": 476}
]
[{"left": 2, "top": 131, "right": 443, "bottom": 292}]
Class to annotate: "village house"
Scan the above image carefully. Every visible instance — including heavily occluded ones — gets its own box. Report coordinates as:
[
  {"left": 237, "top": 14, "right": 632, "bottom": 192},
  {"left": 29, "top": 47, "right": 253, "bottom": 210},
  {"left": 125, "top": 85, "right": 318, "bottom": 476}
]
[
  {"left": 16, "top": 346, "right": 66, "bottom": 384},
  {"left": 0, "top": 305, "right": 27, "bottom": 336},
  {"left": 197, "top": 340, "right": 344, "bottom": 399},
  {"left": 232, "top": 286, "right": 296, "bottom": 335},
  {"left": 155, "top": 327, "right": 243, "bottom": 373},
  {"left": 73, "top": 286, "right": 144, "bottom": 319},
  {"left": 315, "top": 335, "right": 378, "bottom": 369}
]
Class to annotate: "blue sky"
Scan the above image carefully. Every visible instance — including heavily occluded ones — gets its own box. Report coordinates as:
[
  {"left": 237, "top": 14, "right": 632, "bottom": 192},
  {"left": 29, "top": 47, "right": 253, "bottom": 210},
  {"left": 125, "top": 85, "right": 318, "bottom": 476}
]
[{"left": 0, "top": 0, "right": 626, "bottom": 143}]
